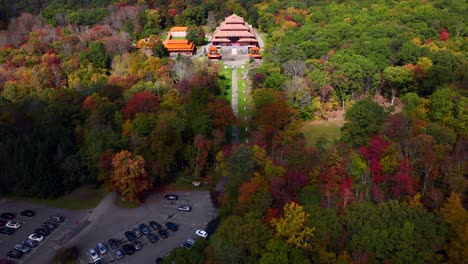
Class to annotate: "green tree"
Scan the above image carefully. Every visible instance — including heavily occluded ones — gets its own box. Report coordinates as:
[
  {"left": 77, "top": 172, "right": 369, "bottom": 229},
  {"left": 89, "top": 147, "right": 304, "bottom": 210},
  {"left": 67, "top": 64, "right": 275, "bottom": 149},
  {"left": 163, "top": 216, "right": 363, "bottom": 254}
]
[
  {"left": 187, "top": 25, "right": 205, "bottom": 46},
  {"left": 341, "top": 100, "right": 387, "bottom": 147},
  {"left": 259, "top": 239, "right": 310, "bottom": 264}
]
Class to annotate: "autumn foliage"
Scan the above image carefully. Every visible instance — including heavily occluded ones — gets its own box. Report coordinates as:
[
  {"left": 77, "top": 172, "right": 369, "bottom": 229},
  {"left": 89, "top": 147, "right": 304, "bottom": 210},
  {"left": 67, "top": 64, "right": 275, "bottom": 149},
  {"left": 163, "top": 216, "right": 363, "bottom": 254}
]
[{"left": 123, "top": 91, "right": 160, "bottom": 119}]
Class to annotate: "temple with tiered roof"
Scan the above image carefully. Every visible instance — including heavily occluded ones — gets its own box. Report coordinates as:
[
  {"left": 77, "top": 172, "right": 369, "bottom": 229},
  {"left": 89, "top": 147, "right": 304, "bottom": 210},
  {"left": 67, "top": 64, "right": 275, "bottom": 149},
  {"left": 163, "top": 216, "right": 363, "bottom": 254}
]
[{"left": 211, "top": 14, "right": 259, "bottom": 47}]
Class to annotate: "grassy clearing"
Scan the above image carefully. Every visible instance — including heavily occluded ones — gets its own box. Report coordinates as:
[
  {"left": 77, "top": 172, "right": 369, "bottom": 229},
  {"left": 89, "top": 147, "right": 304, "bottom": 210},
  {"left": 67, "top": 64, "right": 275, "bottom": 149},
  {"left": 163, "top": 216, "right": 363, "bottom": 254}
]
[
  {"left": 302, "top": 119, "right": 344, "bottom": 147},
  {"left": 220, "top": 65, "right": 233, "bottom": 101},
  {"left": 115, "top": 197, "right": 140, "bottom": 209},
  {"left": 8, "top": 185, "right": 107, "bottom": 210}
]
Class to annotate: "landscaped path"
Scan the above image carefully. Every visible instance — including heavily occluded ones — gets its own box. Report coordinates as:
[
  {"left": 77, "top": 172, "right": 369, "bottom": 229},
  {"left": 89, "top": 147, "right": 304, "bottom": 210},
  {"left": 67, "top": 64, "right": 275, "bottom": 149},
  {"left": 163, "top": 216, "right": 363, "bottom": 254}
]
[{"left": 231, "top": 67, "right": 239, "bottom": 142}]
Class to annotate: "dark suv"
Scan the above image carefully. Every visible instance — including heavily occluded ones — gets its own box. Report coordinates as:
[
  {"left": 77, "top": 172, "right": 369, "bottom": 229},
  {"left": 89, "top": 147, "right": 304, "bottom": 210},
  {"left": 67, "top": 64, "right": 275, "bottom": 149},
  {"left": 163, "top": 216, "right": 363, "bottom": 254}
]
[
  {"left": 149, "top": 221, "right": 161, "bottom": 230},
  {"left": 122, "top": 244, "right": 135, "bottom": 255},
  {"left": 125, "top": 231, "right": 136, "bottom": 242},
  {"left": 165, "top": 222, "right": 178, "bottom": 232},
  {"left": 139, "top": 224, "right": 150, "bottom": 235}
]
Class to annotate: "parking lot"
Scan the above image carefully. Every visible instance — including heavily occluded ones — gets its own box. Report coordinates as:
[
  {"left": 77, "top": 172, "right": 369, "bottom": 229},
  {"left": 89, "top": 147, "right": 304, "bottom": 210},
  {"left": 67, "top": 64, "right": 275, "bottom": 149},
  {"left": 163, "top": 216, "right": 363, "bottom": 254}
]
[
  {"left": 0, "top": 200, "right": 88, "bottom": 264},
  {"left": 74, "top": 191, "right": 216, "bottom": 264},
  {"left": 1, "top": 190, "right": 215, "bottom": 264}
]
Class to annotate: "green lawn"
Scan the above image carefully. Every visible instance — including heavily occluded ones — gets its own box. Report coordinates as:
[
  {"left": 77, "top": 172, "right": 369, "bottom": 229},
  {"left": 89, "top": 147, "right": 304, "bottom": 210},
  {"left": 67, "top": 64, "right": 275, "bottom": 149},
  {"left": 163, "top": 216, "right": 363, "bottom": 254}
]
[
  {"left": 220, "top": 65, "right": 233, "bottom": 101},
  {"left": 8, "top": 185, "right": 107, "bottom": 210},
  {"left": 302, "top": 119, "right": 344, "bottom": 147}
]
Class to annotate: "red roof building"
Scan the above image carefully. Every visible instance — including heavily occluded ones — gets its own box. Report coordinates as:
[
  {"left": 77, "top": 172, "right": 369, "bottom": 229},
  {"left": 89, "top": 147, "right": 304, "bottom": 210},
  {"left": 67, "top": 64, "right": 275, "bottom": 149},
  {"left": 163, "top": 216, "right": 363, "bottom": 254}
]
[
  {"left": 164, "top": 27, "right": 194, "bottom": 56},
  {"left": 212, "top": 14, "right": 259, "bottom": 47}
]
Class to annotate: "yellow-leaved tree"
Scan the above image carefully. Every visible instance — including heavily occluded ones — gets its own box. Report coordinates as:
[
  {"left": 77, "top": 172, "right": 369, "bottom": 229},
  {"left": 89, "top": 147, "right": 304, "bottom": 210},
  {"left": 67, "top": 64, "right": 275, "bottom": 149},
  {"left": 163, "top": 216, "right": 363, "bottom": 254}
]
[
  {"left": 271, "top": 201, "right": 315, "bottom": 249},
  {"left": 111, "top": 150, "right": 152, "bottom": 203}
]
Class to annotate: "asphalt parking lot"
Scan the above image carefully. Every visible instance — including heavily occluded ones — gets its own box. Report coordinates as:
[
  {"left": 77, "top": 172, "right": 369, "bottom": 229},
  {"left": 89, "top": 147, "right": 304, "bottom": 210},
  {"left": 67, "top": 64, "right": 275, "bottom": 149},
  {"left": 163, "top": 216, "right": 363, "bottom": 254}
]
[
  {"left": 0, "top": 200, "right": 87, "bottom": 264},
  {"left": 74, "top": 191, "right": 216, "bottom": 264},
  {"left": 1, "top": 190, "right": 216, "bottom": 264}
]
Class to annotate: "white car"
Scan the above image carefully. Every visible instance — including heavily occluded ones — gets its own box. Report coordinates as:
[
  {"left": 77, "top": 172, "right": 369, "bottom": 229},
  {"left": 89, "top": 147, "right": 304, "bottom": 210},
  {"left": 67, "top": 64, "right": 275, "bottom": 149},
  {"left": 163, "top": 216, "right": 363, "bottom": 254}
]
[
  {"left": 29, "top": 233, "right": 44, "bottom": 242},
  {"left": 6, "top": 221, "right": 21, "bottom": 229},
  {"left": 97, "top": 242, "right": 107, "bottom": 255},
  {"left": 195, "top": 229, "right": 208, "bottom": 238},
  {"left": 87, "top": 248, "right": 99, "bottom": 261}
]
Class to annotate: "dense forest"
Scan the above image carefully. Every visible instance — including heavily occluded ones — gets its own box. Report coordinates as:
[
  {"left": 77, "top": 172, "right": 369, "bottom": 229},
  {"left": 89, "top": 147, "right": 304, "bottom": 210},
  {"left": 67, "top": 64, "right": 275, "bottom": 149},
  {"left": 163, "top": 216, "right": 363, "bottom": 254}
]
[{"left": 0, "top": 0, "right": 466, "bottom": 263}]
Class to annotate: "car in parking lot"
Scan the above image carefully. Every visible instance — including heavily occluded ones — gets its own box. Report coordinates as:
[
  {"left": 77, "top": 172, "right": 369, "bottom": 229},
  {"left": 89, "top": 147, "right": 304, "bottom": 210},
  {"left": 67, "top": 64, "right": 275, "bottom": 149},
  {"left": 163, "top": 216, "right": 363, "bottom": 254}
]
[
  {"left": 165, "top": 222, "right": 178, "bottom": 232},
  {"left": 132, "top": 240, "right": 143, "bottom": 251},
  {"left": 34, "top": 227, "right": 50, "bottom": 236},
  {"left": 147, "top": 232, "right": 158, "bottom": 244},
  {"left": 23, "top": 239, "right": 38, "bottom": 248},
  {"left": 14, "top": 243, "right": 30, "bottom": 253},
  {"left": 139, "top": 223, "right": 151, "bottom": 235},
  {"left": 196, "top": 229, "right": 208, "bottom": 238},
  {"left": 114, "top": 248, "right": 125, "bottom": 259},
  {"left": 158, "top": 229, "right": 169, "bottom": 239},
  {"left": 181, "top": 238, "right": 196, "bottom": 249},
  {"left": 122, "top": 244, "right": 136, "bottom": 255},
  {"left": 155, "top": 257, "right": 163, "bottom": 264},
  {"left": 177, "top": 205, "right": 191, "bottom": 212},
  {"left": 149, "top": 221, "right": 162, "bottom": 230},
  {"left": 125, "top": 231, "right": 136, "bottom": 242},
  {"left": 132, "top": 227, "right": 142, "bottom": 238},
  {"left": 164, "top": 194, "right": 179, "bottom": 201},
  {"left": 0, "top": 213, "right": 15, "bottom": 220},
  {"left": 0, "top": 227, "right": 14, "bottom": 235},
  {"left": 42, "top": 222, "right": 57, "bottom": 230},
  {"left": 20, "top": 210, "right": 35, "bottom": 217},
  {"left": 97, "top": 242, "right": 107, "bottom": 255},
  {"left": 48, "top": 216, "right": 64, "bottom": 223},
  {"left": 5, "top": 221, "right": 21, "bottom": 229},
  {"left": 108, "top": 239, "right": 120, "bottom": 250},
  {"left": 6, "top": 250, "right": 23, "bottom": 259},
  {"left": 87, "top": 248, "right": 99, "bottom": 261},
  {"left": 29, "top": 233, "right": 44, "bottom": 242}
]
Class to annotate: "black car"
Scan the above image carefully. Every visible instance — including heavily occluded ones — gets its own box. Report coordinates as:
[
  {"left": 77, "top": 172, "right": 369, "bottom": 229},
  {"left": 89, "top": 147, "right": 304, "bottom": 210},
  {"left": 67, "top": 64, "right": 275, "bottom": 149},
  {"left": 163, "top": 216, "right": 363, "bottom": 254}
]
[
  {"left": 147, "top": 233, "right": 158, "bottom": 244},
  {"left": 42, "top": 222, "right": 57, "bottom": 230},
  {"left": 48, "top": 216, "right": 64, "bottom": 223},
  {"left": 0, "top": 213, "right": 15, "bottom": 220},
  {"left": 125, "top": 231, "right": 136, "bottom": 242},
  {"left": 164, "top": 194, "right": 179, "bottom": 201},
  {"left": 20, "top": 210, "right": 35, "bottom": 217},
  {"left": 149, "top": 221, "right": 162, "bottom": 230},
  {"left": 158, "top": 229, "right": 169, "bottom": 239},
  {"left": 34, "top": 228, "right": 50, "bottom": 236},
  {"left": 133, "top": 240, "right": 143, "bottom": 251},
  {"left": 122, "top": 244, "right": 135, "bottom": 255},
  {"left": 165, "top": 222, "right": 178, "bottom": 232},
  {"left": 132, "top": 228, "right": 142, "bottom": 238},
  {"left": 139, "top": 224, "right": 150, "bottom": 235},
  {"left": 108, "top": 238, "right": 120, "bottom": 250},
  {"left": 6, "top": 250, "right": 23, "bottom": 259},
  {"left": 0, "top": 227, "right": 14, "bottom": 235},
  {"left": 155, "top": 257, "right": 163, "bottom": 264}
]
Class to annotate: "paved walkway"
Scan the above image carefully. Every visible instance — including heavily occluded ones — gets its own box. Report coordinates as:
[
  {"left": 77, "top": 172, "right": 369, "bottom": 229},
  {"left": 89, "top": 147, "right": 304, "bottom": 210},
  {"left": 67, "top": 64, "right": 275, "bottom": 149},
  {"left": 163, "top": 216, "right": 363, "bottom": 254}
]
[{"left": 231, "top": 67, "right": 239, "bottom": 143}]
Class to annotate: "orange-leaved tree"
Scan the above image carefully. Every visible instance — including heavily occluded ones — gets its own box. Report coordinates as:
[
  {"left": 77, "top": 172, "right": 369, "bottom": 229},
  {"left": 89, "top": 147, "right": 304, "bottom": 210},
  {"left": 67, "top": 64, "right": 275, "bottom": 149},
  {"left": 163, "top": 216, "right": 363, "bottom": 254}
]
[{"left": 111, "top": 150, "right": 152, "bottom": 203}]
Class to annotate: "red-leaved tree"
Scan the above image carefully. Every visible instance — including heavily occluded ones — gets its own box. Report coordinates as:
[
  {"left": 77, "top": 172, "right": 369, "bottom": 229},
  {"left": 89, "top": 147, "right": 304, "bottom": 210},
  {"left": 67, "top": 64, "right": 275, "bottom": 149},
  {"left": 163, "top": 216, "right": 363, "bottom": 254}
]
[{"left": 123, "top": 91, "right": 160, "bottom": 119}]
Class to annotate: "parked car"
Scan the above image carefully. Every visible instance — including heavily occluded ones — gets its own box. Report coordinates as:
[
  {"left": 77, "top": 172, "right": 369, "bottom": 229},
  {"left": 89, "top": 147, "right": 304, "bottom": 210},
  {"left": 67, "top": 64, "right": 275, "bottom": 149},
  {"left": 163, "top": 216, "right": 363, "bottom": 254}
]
[
  {"left": 158, "top": 229, "right": 169, "bottom": 239},
  {"left": 164, "top": 194, "right": 179, "bottom": 201},
  {"left": 149, "top": 221, "right": 161, "bottom": 230},
  {"left": 87, "top": 248, "right": 99, "bottom": 261},
  {"left": 42, "top": 222, "right": 57, "bottom": 230},
  {"left": 97, "top": 242, "right": 107, "bottom": 255},
  {"left": 125, "top": 231, "right": 136, "bottom": 242},
  {"left": 147, "top": 233, "right": 158, "bottom": 244},
  {"left": 48, "top": 216, "right": 64, "bottom": 223},
  {"left": 6, "top": 250, "right": 23, "bottom": 259},
  {"left": 139, "top": 223, "right": 151, "bottom": 235},
  {"left": 0, "top": 220, "right": 6, "bottom": 227},
  {"left": 0, "top": 213, "right": 15, "bottom": 220},
  {"left": 132, "top": 228, "right": 142, "bottom": 238},
  {"left": 155, "top": 257, "right": 163, "bottom": 264},
  {"left": 132, "top": 240, "right": 143, "bottom": 251},
  {"left": 165, "top": 222, "right": 178, "bottom": 232},
  {"left": 0, "top": 227, "right": 14, "bottom": 235},
  {"left": 108, "top": 239, "right": 120, "bottom": 250},
  {"left": 20, "top": 210, "right": 35, "bottom": 217},
  {"left": 122, "top": 244, "right": 135, "bottom": 255},
  {"left": 182, "top": 238, "right": 196, "bottom": 249},
  {"left": 187, "top": 238, "right": 196, "bottom": 246},
  {"left": 28, "top": 233, "right": 44, "bottom": 242},
  {"left": 114, "top": 249, "right": 124, "bottom": 259},
  {"left": 195, "top": 229, "right": 208, "bottom": 238},
  {"left": 23, "top": 239, "right": 38, "bottom": 248},
  {"left": 5, "top": 221, "right": 21, "bottom": 229},
  {"left": 34, "top": 228, "right": 50, "bottom": 236},
  {"left": 14, "top": 243, "right": 30, "bottom": 253},
  {"left": 177, "top": 205, "right": 191, "bottom": 212}
]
